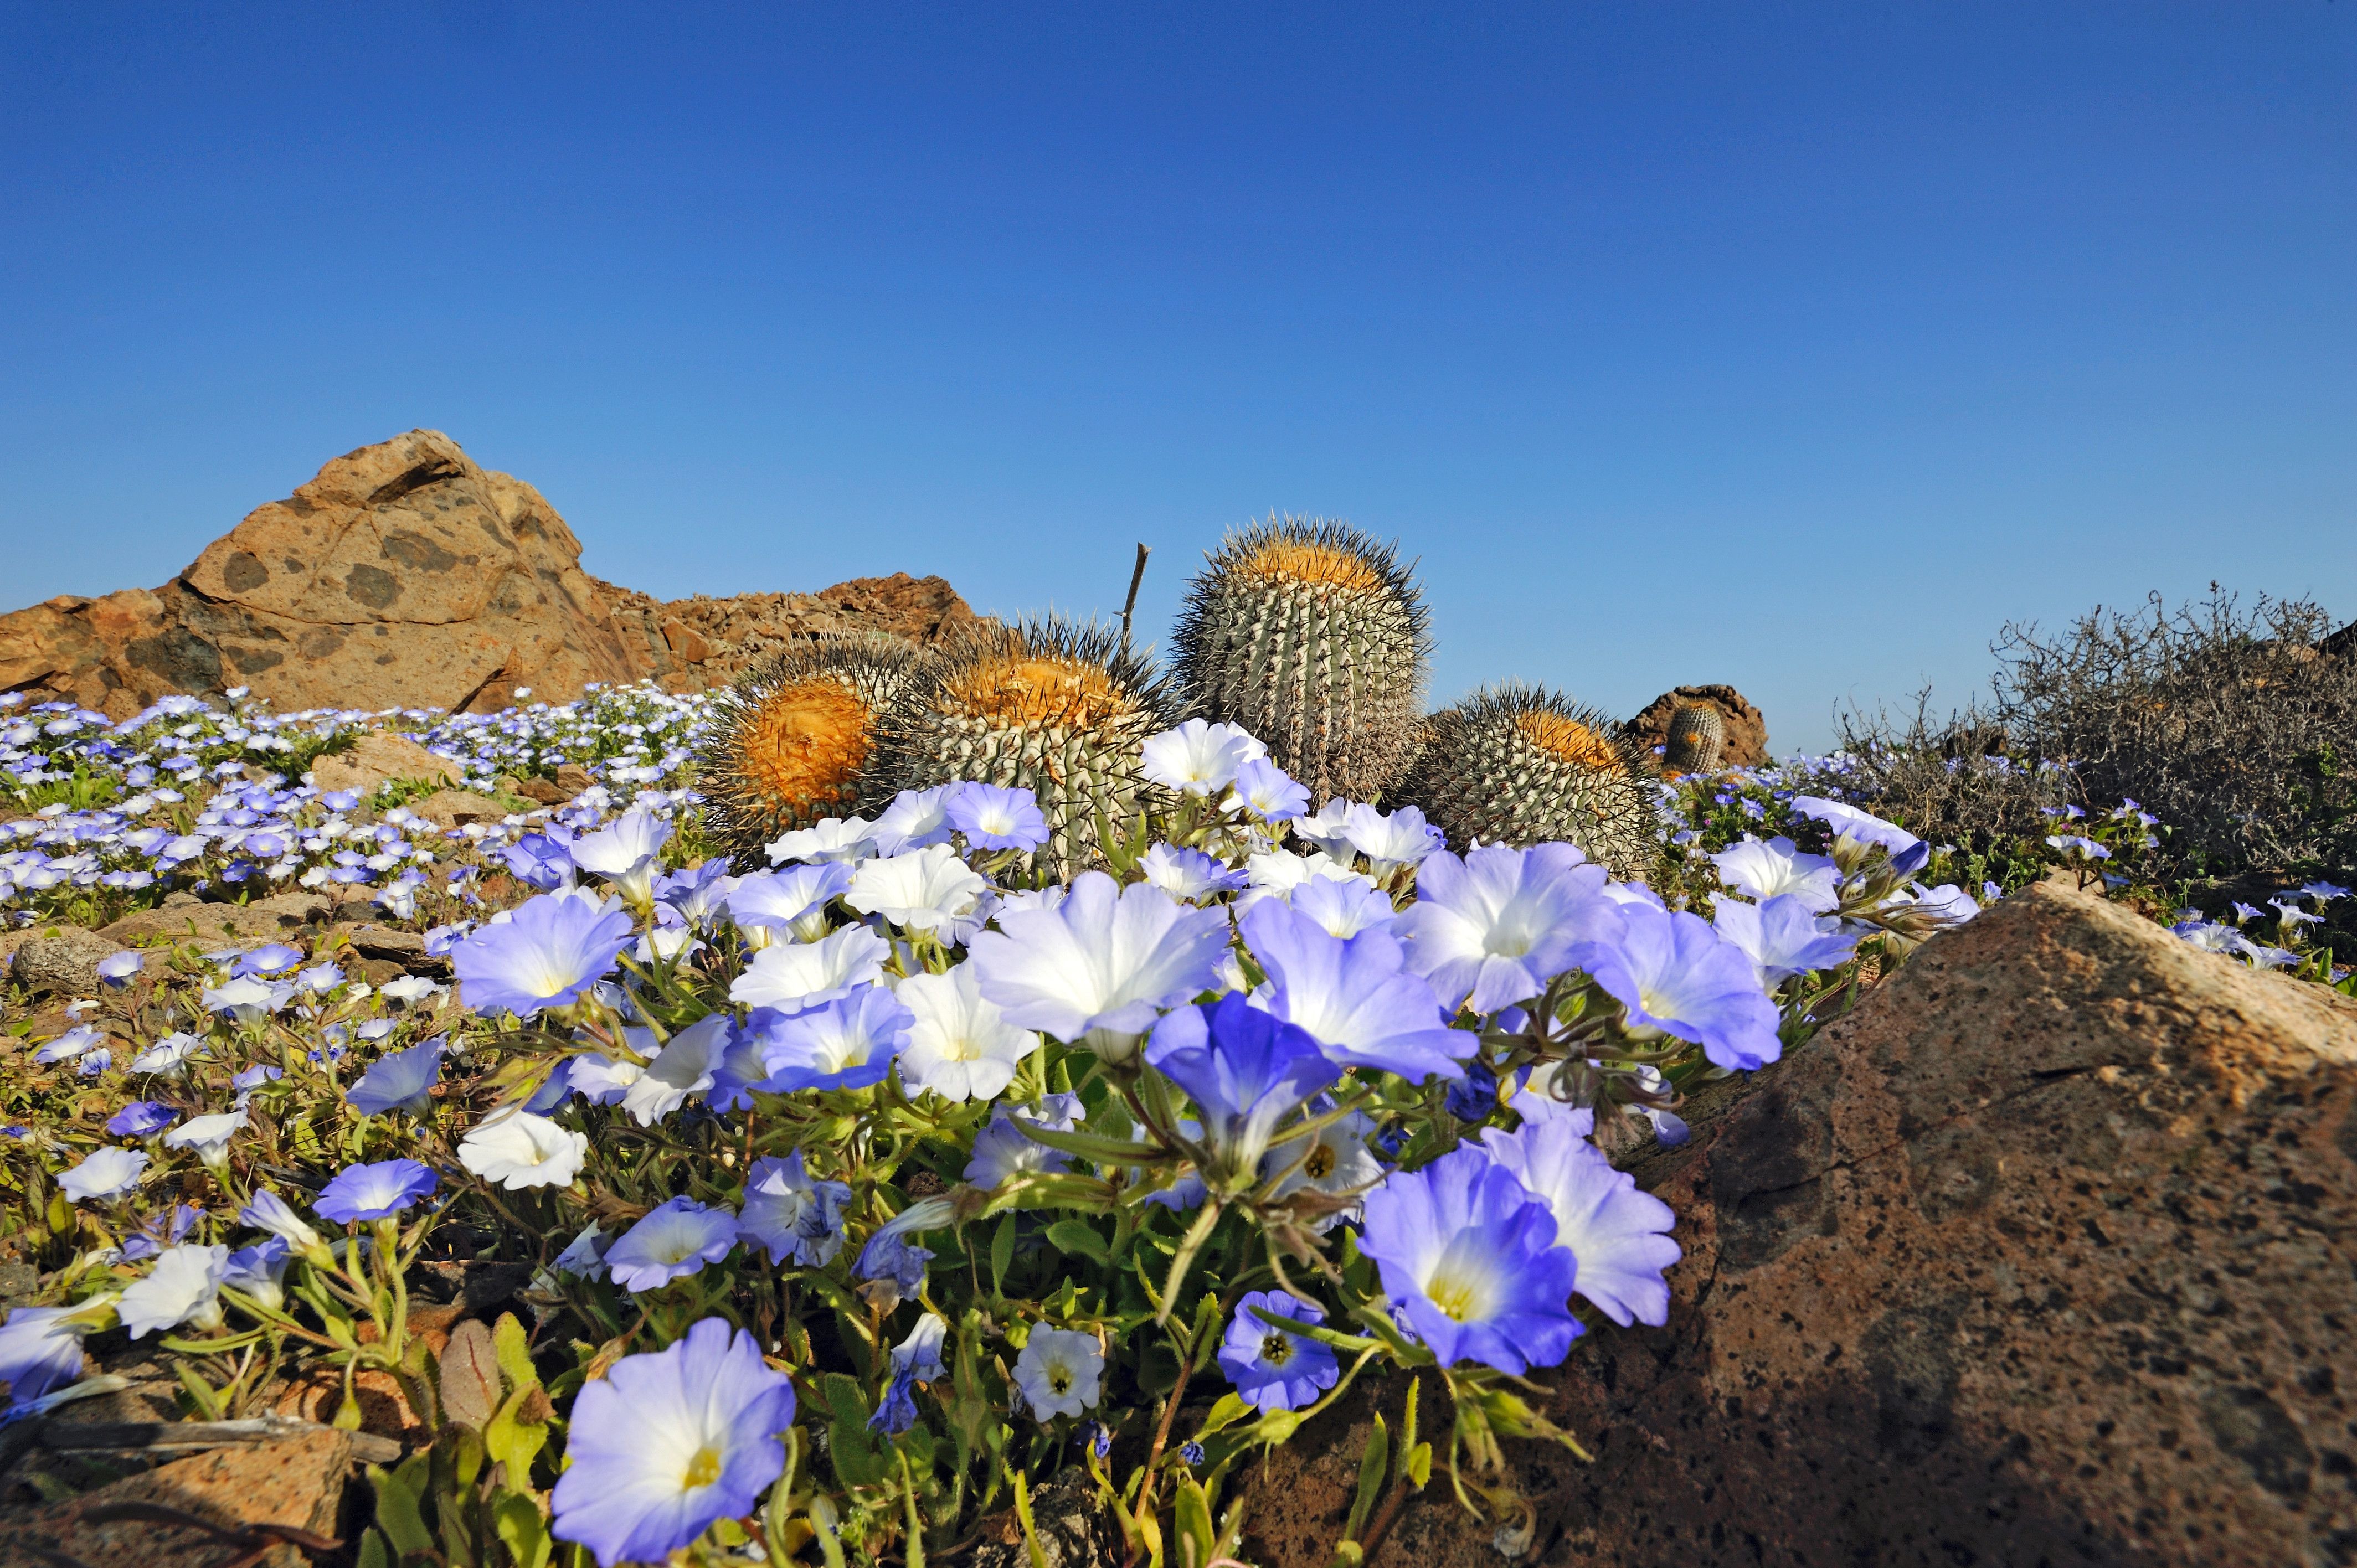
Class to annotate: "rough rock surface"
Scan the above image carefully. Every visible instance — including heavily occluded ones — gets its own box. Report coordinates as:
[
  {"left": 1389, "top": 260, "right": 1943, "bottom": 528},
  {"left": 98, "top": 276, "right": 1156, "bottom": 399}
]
[
  {"left": 0, "top": 1426, "right": 354, "bottom": 1568},
  {"left": 0, "top": 430, "right": 980, "bottom": 718},
  {"left": 1238, "top": 882, "right": 2357, "bottom": 1568},
  {"left": 310, "top": 732, "right": 463, "bottom": 797},
  {"left": 7, "top": 925, "right": 128, "bottom": 996},
  {"left": 1626, "top": 684, "right": 1769, "bottom": 770},
  {"left": 98, "top": 890, "right": 337, "bottom": 948}
]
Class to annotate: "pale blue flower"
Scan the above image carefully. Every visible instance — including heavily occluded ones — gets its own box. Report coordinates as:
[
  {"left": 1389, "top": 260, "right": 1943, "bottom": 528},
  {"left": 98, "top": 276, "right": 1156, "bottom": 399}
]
[
  {"left": 738, "top": 1151, "right": 854, "bottom": 1267},
  {"left": 1287, "top": 874, "right": 1397, "bottom": 937},
  {"left": 1712, "top": 894, "right": 1856, "bottom": 985},
  {"left": 240, "top": 1188, "right": 323, "bottom": 1252},
  {"left": 1481, "top": 1117, "right": 1680, "bottom": 1327},
  {"left": 873, "top": 785, "right": 959, "bottom": 855},
  {"left": 729, "top": 923, "right": 888, "bottom": 1014},
  {"left": 119, "top": 1242, "right": 229, "bottom": 1338},
  {"left": 1138, "top": 843, "right": 1249, "bottom": 901},
  {"left": 1357, "top": 1147, "right": 1579, "bottom": 1374},
  {"left": 1575, "top": 902, "right": 1783, "bottom": 1071},
  {"left": 1011, "top": 1327, "right": 1103, "bottom": 1421},
  {"left": 1242, "top": 900, "right": 1469, "bottom": 1081},
  {"left": 1341, "top": 803, "right": 1444, "bottom": 872},
  {"left": 1394, "top": 843, "right": 1617, "bottom": 1014},
  {"left": 452, "top": 894, "right": 635, "bottom": 1017},
  {"left": 606, "top": 1197, "right": 740, "bottom": 1293},
  {"left": 968, "top": 871, "right": 1229, "bottom": 1060},
  {"left": 346, "top": 1038, "right": 445, "bottom": 1118},
  {"left": 104, "top": 1101, "right": 177, "bottom": 1138},
  {"left": 58, "top": 1146, "right": 147, "bottom": 1204},
  {"left": 752, "top": 986, "right": 910, "bottom": 1092},
  {"left": 223, "top": 1237, "right": 290, "bottom": 1310},
  {"left": 963, "top": 1094, "right": 1084, "bottom": 1187},
  {"left": 856, "top": 1198, "right": 957, "bottom": 1294},
  {"left": 1145, "top": 995, "right": 1339, "bottom": 1180},
  {"left": 1793, "top": 796, "right": 1926, "bottom": 865},
  {"left": 945, "top": 783, "right": 1049, "bottom": 851},
  {"left": 1708, "top": 836, "right": 1840, "bottom": 914},
  {"left": 1227, "top": 757, "right": 1309, "bottom": 822},
  {"left": 315, "top": 1159, "right": 439, "bottom": 1223},
  {"left": 725, "top": 863, "right": 852, "bottom": 945},
  {"left": 1218, "top": 1290, "right": 1338, "bottom": 1412},
  {"left": 96, "top": 950, "right": 145, "bottom": 987},
  {"left": 0, "top": 1306, "right": 90, "bottom": 1409},
  {"left": 1141, "top": 720, "right": 1267, "bottom": 797}
]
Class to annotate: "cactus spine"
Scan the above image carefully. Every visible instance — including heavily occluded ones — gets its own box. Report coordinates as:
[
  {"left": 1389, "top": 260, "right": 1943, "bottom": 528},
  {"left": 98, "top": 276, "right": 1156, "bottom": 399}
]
[
  {"left": 698, "top": 636, "right": 919, "bottom": 868},
  {"left": 872, "top": 618, "right": 1177, "bottom": 878},
  {"left": 1394, "top": 683, "right": 1660, "bottom": 879},
  {"left": 1172, "top": 515, "right": 1430, "bottom": 806},
  {"left": 1663, "top": 703, "right": 1726, "bottom": 774}
]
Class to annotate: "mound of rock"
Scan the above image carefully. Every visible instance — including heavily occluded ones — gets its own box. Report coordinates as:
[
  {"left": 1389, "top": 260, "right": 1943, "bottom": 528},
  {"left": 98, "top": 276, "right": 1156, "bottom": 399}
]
[
  {"left": 1239, "top": 881, "right": 2356, "bottom": 1568},
  {"left": 0, "top": 430, "right": 977, "bottom": 719},
  {"left": 1626, "top": 684, "right": 1768, "bottom": 769}
]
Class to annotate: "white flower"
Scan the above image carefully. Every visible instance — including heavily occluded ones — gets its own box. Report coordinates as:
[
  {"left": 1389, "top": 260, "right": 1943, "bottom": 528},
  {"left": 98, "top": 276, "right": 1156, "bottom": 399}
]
[
  {"left": 620, "top": 1014, "right": 729, "bottom": 1126},
  {"left": 1012, "top": 1327, "right": 1104, "bottom": 1421},
  {"left": 459, "top": 1110, "right": 589, "bottom": 1189},
  {"left": 730, "top": 925, "right": 889, "bottom": 1014},
  {"left": 1291, "top": 798, "right": 1357, "bottom": 858},
  {"left": 379, "top": 976, "right": 447, "bottom": 1006},
  {"left": 1480, "top": 1116, "right": 1681, "bottom": 1328},
  {"left": 1140, "top": 719, "right": 1267, "bottom": 797},
  {"left": 130, "top": 1032, "right": 203, "bottom": 1075},
  {"left": 894, "top": 966, "right": 1041, "bottom": 1102},
  {"left": 1709, "top": 836, "right": 1840, "bottom": 914},
  {"left": 1341, "top": 803, "right": 1443, "bottom": 872},
  {"left": 164, "top": 1109, "right": 248, "bottom": 1169},
  {"left": 570, "top": 809, "right": 674, "bottom": 902},
  {"left": 847, "top": 845, "right": 989, "bottom": 939},
  {"left": 872, "top": 786, "right": 958, "bottom": 855},
  {"left": 765, "top": 816, "right": 878, "bottom": 866},
  {"left": 119, "top": 1243, "right": 230, "bottom": 1338},
  {"left": 203, "top": 976, "right": 285, "bottom": 1025},
  {"left": 966, "top": 871, "right": 1230, "bottom": 1061},
  {"left": 58, "top": 1147, "right": 148, "bottom": 1204},
  {"left": 1262, "top": 1110, "right": 1382, "bottom": 1233}
]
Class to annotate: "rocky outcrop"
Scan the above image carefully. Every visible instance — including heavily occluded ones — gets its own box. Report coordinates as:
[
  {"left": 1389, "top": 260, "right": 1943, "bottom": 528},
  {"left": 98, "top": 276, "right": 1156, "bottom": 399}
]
[
  {"left": 1626, "top": 684, "right": 1769, "bottom": 770},
  {"left": 0, "top": 431, "right": 979, "bottom": 718},
  {"left": 1239, "top": 882, "right": 2357, "bottom": 1568}
]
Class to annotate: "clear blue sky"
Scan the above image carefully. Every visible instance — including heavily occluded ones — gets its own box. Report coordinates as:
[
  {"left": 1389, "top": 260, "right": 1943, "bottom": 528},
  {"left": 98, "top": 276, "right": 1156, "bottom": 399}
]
[{"left": 3, "top": 4, "right": 2350, "bottom": 753}]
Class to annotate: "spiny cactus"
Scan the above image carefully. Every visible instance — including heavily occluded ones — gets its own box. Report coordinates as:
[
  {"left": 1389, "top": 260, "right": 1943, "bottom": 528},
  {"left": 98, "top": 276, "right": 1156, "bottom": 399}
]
[
  {"left": 698, "top": 636, "right": 920, "bottom": 869},
  {"left": 1664, "top": 703, "right": 1725, "bottom": 774},
  {"left": 1173, "top": 515, "right": 1430, "bottom": 806},
  {"left": 1395, "top": 683, "right": 1660, "bottom": 880},
  {"left": 872, "top": 617, "right": 1179, "bottom": 878}
]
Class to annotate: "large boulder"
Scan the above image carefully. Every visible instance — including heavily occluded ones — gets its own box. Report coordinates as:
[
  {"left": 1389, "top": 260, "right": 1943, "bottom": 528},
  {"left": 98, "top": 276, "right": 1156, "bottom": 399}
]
[
  {"left": 1626, "top": 684, "right": 1769, "bottom": 770},
  {"left": 1238, "top": 883, "right": 2357, "bottom": 1568},
  {"left": 0, "top": 431, "right": 981, "bottom": 719}
]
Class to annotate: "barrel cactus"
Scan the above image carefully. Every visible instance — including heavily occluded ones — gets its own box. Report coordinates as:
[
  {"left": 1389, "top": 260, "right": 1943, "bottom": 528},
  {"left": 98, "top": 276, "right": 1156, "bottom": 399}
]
[
  {"left": 698, "top": 636, "right": 919, "bottom": 869},
  {"left": 1394, "top": 683, "right": 1660, "bottom": 879},
  {"left": 872, "top": 617, "right": 1178, "bottom": 878},
  {"left": 1664, "top": 703, "right": 1726, "bottom": 774},
  {"left": 1172, "top": 515, "right": 1430, "bottom": 806}
]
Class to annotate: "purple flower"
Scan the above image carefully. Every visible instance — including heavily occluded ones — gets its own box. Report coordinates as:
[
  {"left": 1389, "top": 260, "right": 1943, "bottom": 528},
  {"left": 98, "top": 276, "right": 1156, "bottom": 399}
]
[
  {"left": 1394, "top": 844, "right": 1617, "bottom": 1014},
  {"left": 105, "top": 1101, "right": 178, "bottom": 1138},
  {"left": 1576, "top": 902, "right": 1782, "bottom": 1071},
  {"left": 606, "top": 1197, "right": 742, "bottom": 1293},
  {"left": 233, "top": 943, "right": 304, "bottom": 978},
  {"left": 1357, "top": 1147, "right": 1580, "bottom": 1374},
  {"left": 315, "top": 1159, "right": 439, "bottom": 1223},
  {"left": 1218, "top": 1290, "right": 1340, "bottom": 1412},
  {"left": 550, "top": 1317, "right": 797, "bottom": 1568},
  {"left": 856, "top": 1198, "right": 956, "bottom": 1294},
  {"left": 1480, "top": 1117, "right": 1680, "bottom": 1327},
  {"left": 452, "top": 894, "right": 635, "bottom": 1017},
  {"left": 500, "top": 829, "right": 577, "bottom": 890},
  {"left": 346, "top": 1038, "right": 446, "bottom": 1118},
  {"left": 750, "top": 986, "right": 910, "bottom": 1092},
  {"left": 0, "top": 1306, "right": 91, "bottom": 1408},
  {"left": 945, "top": 782, "right": 1049, "bottom": 852},
  {"left": 1145, "top": 995, "right": 1340, "bottom": 1180},
  {"left": 1242, "top": 900, "right": 1471, "bottom": 1082},
  {"left": 969, "top": 871, "right": 1229, "bottom": 1060}
]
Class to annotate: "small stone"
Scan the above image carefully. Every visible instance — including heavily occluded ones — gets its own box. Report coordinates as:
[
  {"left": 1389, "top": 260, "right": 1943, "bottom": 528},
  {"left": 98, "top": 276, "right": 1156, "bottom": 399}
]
[
  {"left": 312, "top": 733, "right": 465, "bottom": 800},
  {"left": 8, "top": 926, "right": 129, "bottom": 997},
  {"left": 408, "top": 788, "right": 510, "bottom": 830},
  {"left": 0, "top": 1427, "right": 354, "bottom": 1568}
]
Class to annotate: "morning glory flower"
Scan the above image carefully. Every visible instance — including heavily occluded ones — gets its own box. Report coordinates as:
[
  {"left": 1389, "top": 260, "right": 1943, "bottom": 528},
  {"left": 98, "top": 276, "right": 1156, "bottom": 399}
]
[
  {"left": 233, "top": 943, "right": 304, "bottom": 977},
  {"left": 1394, "top": 843, "right": 1617, "bottom": 1014},
  {"left": 725, "top": 863, "right": 852, "bottom": 946},
  {"left": 569, "top": 809, "right": 674, "bottom": 904},
  {"left": 501, "top": 830, "right": 577, "bottom": 890},
  {"left": 1227, "top": 757, "right": 1309, "bottom": 821},
  {"left": 968, "top": 871, "right": 1231, "bottom": 1061},
  {"left": 459, "top": 1110, "right": 589, "bottom": 1190},
  {"left": 164, "top": 1109, "right": 248, "bottom": 1170},
  {"left": 1288, "top": 874, "right": 1397, "bottom": 938},
  {"left": 1242, "top": 900, "right": 1470, "bottom": 1081},
  {"left": 1357, "top": 1147, "right": 1581, "bottom": 1374},
  {"left": 57, "top": 1146, "right": 148, "bottom": 1204},
  {"left": 2273, "top": 900, "right": 2321, "bottom": 931},
  {"left": 1138, "top": 843, "right": 1249, "bottom": 901},
  {"left": 452, "top": 894, "right": 636, "bottom": 1017},
  {"left": 963, "top": 1095, "right": 1084, "bottom": 1187},
  {"left": 0, "top": 1306, "right": 92, "bottom": 1408},
  {"left": 737, "top": 1151, "right": 853, "bottom": 1267},
  {"left": 380, "top": 975, "right": 447, "bottom": 1007},
  {"left": 621, "top": 1013, "right": 730, "bottom": 1125},
  {"left": 223, "top": 1237, "right": 291, "bottom": 1311},
  {"left": 130, "top": 1032, "right": 203, "bottom": 1075},
  {"left": 606, "top": 1197, "right": 742, "bottom": 1293},
  {"left": 894, "top": 966, "right": 1042, "bottom": 1102},
  {"left": 1012, "top": 1327, "right": 1104, "bottom": 1421},
  {"left": 34, "top": 1026, "right": 105, "bottom": 1065},
  {"left": 872, "top": 785, "right": 959, "bottom": 855},
  {"left": 1712, "top": 894, "right": 1857, "bottom": 986},
  {"left": 1574, "top": 902, "right": 1783, "bottom": 1072},
  {"left": 730, "top": 923, "right": 889, "bottom": 1013},
  {"left": 856, "top": 1197, "right": 958, "bottom": 1295},
  {"left": 346, "top": 1037, "right": 446, "bottom": 1118},
  {"left": 846, "top": 844, "right": 988, "bottom": 939},
  {"left": 550, "top": 1317, "right": 797, "bottom": 1568},
  {"left": 549, "top": 1224, "right": 611, "bottom": 1281},
  {"left": 1481, "top": 1116, "right": 1681, "bottom": 1328},
  {"left": 1791, "top": 796, "right": 1927, "bottom": 865},
  {"left": 1219, "top": 1290, "right": 1340, "bottom": 1412},
  {"left": 115, "top": 1241, "right": 227, "bottom": 1343},
  {"left": 292, "top": 962, "right": 344, "bottom": 993},
  {"left": 105, "top": 1101, "right": 178, "bottom": 1138},
  {"left": 2300, "top": 881, "right": 2349, "bottom": 903},
  {"left": 240, "top": 1189, "right": 325, "bottom": 1254},
  {"left": 869, "top": 1311, "right": 953, "bottom": 1436},
  {"left": 945, "top": 784, "right": 1049, "bottom": 851},
  {"left": 1141, "top": 719, "right": 1268, "bottom": 796},
  {"left": 1898, "top": 883, "right": 1982, "bottom": 926},
  {"left": 1341, "top": 803, "right": 1444, "bottom": 873},
  {"left": 1262, "top": 1105, "right": 1383, "bottom": 1232},
  {"left": 1710, "top": 836, "right": 1841, "bottom": 914},
  {"left": 2174, "top": 919, "right": 2260, "bottom": 960},
  {"left": 96, "top": 950, "right": 145, "bottom": 987},
  {"left": 203, "top": 976, "right": 288, "bottom": 1025},
  {"left": 752, "top": 986, "right": 911, "bottom": 1092},
  {"left": 1146, "top": 995, "right": 1340, "bottom": 1182},
  {"left": 315, "top": 1159, "right": 439, "bottom": 1223},
  {"left": 765, "top": 816, "right": 879, "bottom": 866},
  {"left": 655, "top": 859, "right": 737, "bottom": 928}
]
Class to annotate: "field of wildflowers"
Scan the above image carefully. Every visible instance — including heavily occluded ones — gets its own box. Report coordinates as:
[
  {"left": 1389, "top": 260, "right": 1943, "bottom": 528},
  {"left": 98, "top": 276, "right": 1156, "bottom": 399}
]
[{"left": 1, "top": 661, "right": 2348, "bottom": 1568}]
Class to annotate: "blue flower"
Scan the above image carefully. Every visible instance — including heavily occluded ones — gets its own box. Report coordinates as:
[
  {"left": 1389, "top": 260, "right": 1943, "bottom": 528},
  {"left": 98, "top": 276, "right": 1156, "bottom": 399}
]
[
  {"left": 872, "top": 785, "right": 960, "bottom": 855},
  {"left": 500, "top": 829, "right": 577, "bottom": 891},
  {"left": 606, "top": 1197, "right": 741, "bottom": 1293},
  {"left": 968, "top": 872, "right": 1230, "bottom": 1059},
  {"left": 451, "top": 894, "right": 635, "bottom": 1017},
  {"left": 752, "top": 986, "right": 911, "bottom": 1092},
  {"left": 1393, "top": 843, "right": 1617, "bottom": 1014},
  {"left": 1480, "top": 1116, "right": 1680, "bottom": 1328},
  {"left": 1573, "top": 902, "right": 1783, "bottom": 1072},
  {"left": 315, "top": 1159, "right": 440, "bottom": 1223},
  {"left": 866, "top": 1312, "right": 949, "bottom": 1437},
  {"left": 1357, "top": 1147, "right": 1580, "bottom": 1374},
  {"left": 1241, "top": 900, "right": 1470, "bottom": 1082},
  {"left": 551, "top": 1318, "right": 797, "bottom": 1568},
  {"left": 1228, "top": 757, "right": 1309, "bottom": 822},
  {"left": 945, "top": 782, "right": 1050, "bottom": 851},
  {"left": 856, "top": 1198, "right": 958, "bottom": 1295},
  {"left": 1179, "top": 1440, "right": 1205, "bottom": 1467},
  {"left": 0, "top": 1306, "right": 92, "bottom": 1409},
  {"left": 223, "top": 1237, "right": 291, "bottom": 1309},
  {"left": 737, "top": 1151, "right": 853, "bottom": 1267},
  {"left": 1443, "top": 1064, "right": 1498, "bottom": 1123},
  {"left": 346, "top": 1038, "right": 445, "bottom": 1118},
  {"left": 1144, "top": 994, "right": 1339, "bottom": 1183},
  {"left": 105, "top": 1101, "right": 178, "bottom": 1138},
  {"left": 1218, "top": 1290, "right": 1340, "bottom": 1412},
  {"left": 1011, "top": 1326, "right": 1103, "bottom": 1421},
  {"left": 963, "top": 1095, "right": 1084, "bottom": 1187},
  {"left": 233, "top": 943, "right": 303, "bottom": 978}
]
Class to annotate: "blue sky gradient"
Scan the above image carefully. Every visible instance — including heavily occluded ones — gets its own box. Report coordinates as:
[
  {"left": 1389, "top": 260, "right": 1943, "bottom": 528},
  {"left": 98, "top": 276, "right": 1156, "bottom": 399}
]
[{"left": 3, "top": 3, "right": 2350, "bottom": 751}]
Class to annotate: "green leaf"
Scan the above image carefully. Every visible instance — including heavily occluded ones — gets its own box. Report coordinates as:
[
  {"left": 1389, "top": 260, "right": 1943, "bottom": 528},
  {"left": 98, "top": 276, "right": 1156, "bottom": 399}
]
[
  {"left": 1011, "top": 1123, "right": 1177, "bottom": 1166},
  {"left": 1044, "top": 1218, "right": 1114, "bottom": 1267},
  {"left": 493, "top": 1492, "right": 553, "bottom": 1568},
  {"left": 356, "top": 1526, "right": 395, "bottom": 1568},
  {"left": 989, "top": 1214, "right": 1017, "bottom": 1296},
  {"left": 483, "top": 1383, "right": 552, "bottom": 1483},
  {"left": 370, "top": 1457, "right": 436, "bottom": 1558},
  {"left": 1011, "top": 1469, "right": 1051, "bottom": 1568},
  {"left": 1344, "top": 1414, "right": 1388, "bottom": 1543},
  {"left": 1173, "top": 1473, "right": 1217, "bottom": 1568},
  {"left": 494, "top": 1311, "right": 541, "bottom": 1392},
  {"left": 1195, "top": 1392, "right": 1254, "bottom": 1438}
]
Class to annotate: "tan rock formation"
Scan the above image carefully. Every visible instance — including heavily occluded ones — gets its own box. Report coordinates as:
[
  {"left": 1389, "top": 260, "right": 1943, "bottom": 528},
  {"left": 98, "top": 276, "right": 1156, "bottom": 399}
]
[
  {"left": 1627, "top": 682, "right": 1769, "bottom": 769},
  {"left": 1239, "top": 881, "right": 2357, "bottom": 1568},
  {"left": 0, "top": 431, "right": 979, "bottom": 718}
]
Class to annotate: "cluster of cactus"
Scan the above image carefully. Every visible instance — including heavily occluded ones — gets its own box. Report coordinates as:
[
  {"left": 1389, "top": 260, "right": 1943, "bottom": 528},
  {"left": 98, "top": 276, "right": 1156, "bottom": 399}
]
[{"left": 701, "top": 514, "right": 1677, "bottom": 879}]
